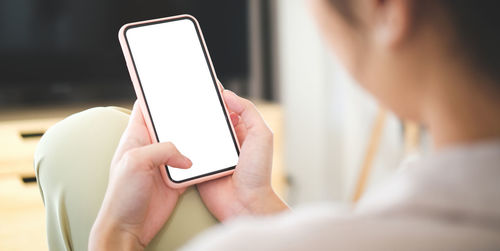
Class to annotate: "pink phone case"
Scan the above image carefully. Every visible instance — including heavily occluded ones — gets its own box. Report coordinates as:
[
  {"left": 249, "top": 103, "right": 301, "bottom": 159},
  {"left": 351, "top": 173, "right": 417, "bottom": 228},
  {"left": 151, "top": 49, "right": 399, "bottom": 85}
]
[{"left": 118, "top": 14, "right": 240, "bottom": 189}]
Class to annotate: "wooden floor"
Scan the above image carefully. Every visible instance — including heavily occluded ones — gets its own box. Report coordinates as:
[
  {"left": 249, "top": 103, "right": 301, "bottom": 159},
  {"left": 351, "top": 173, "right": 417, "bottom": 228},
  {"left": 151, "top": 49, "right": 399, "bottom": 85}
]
[{"left": 0, "top": 102, "right": 285, "bottom": 250}]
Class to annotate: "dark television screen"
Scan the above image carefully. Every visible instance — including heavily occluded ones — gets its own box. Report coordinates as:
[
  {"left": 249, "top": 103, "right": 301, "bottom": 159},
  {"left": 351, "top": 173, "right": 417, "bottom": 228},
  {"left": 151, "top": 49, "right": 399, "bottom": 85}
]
[{"left": 0, "top": 0, "right": 248, "bottom": 106}]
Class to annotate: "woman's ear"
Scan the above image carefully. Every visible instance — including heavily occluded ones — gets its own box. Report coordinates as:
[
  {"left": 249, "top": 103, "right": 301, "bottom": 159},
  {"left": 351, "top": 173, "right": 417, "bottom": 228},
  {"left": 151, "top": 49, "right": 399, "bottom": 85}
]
[{"left": 371, "top": 0, "right": 413, "bottom": 48}]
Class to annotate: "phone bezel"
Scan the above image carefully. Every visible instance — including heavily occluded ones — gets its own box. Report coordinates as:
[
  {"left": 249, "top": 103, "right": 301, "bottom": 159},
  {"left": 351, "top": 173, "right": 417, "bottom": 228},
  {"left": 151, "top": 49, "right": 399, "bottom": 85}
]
[{"left": 120, "top": 15, "right": 240, "bottom": 185}]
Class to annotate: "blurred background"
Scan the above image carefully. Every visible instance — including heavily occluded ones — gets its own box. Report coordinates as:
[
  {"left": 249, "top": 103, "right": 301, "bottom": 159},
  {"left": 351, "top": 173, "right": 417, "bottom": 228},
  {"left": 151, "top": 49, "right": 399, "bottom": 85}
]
[{"left": 0, "top": 0, "right": 426, "bottom": 250}]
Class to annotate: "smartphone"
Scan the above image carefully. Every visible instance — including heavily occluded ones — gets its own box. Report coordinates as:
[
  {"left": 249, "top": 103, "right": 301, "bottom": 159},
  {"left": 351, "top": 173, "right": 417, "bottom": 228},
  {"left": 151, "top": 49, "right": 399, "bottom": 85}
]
[{"left": 118, "top": 15, "right": 240, "bottom": 188}]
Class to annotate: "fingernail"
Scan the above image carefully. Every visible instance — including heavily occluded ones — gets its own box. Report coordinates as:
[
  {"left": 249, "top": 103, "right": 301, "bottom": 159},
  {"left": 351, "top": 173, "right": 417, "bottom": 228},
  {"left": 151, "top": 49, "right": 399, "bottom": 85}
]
[{"left": 185, "top": 157, "right": 192, "bottom": 167}]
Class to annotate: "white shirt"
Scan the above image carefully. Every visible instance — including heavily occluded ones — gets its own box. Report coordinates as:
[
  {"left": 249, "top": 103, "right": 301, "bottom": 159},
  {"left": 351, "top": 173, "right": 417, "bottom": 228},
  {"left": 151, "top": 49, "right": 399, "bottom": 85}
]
[{"left": 182, "top": 140, "right": 500, "bottom": 250}]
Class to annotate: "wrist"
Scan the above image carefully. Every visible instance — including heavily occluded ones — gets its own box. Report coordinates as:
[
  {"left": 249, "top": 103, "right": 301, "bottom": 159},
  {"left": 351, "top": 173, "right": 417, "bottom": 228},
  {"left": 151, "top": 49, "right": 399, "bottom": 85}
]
[
  {"left": 248, "top": 188, "right": 289, "bottom": 215},
  {"left": 89, "top": 215, "right": 144, "bottom": 251},
  {"left": 229, "top": 188, "right": 289, "bottom": 220}
]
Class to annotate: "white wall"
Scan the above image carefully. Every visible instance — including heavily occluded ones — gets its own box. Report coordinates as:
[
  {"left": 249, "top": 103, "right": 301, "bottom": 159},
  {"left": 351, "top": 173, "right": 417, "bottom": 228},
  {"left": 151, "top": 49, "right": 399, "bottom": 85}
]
[{"left": 276, "top": 0, "right": 404, "bottom": 205}]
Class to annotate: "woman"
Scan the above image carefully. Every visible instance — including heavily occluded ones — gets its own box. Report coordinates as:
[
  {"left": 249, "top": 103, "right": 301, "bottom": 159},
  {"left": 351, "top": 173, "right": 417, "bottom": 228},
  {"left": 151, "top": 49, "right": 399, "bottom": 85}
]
[{"left": 37, "top": 0, "right": 500, "bottom": 250}]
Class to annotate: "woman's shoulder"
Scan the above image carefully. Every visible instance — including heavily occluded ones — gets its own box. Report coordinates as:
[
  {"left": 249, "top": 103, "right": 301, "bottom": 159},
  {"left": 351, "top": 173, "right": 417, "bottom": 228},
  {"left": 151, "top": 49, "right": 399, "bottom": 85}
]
[
  {"left": 182, "top": 200, "right": 500, "bottom": 251},
  {"left": 357, "top": 139, "right": 500, "bottom": 228}
]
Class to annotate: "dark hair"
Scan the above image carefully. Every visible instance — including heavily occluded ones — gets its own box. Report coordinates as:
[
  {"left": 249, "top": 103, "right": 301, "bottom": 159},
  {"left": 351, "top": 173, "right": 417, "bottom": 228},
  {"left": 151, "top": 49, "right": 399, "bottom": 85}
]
[{"left": 328, "top": 0, "right": 500, "bottom": 86}]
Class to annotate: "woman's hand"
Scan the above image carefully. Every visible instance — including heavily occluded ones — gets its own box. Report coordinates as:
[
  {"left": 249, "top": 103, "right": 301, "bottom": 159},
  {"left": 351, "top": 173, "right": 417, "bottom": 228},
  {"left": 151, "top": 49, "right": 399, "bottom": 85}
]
[
  {"left": 197, "top": 89, "right": 288, "bottom": 221},
  {"left": 89, "top": 102, "right": 192, "bottom": 251}
]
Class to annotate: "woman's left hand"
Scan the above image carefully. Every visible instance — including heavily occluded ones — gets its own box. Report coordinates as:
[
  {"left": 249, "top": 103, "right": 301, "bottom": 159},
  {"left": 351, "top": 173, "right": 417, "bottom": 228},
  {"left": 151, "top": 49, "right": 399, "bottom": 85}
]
[{"left": 89, "top": 102, "right": 192, "bottom": 251}]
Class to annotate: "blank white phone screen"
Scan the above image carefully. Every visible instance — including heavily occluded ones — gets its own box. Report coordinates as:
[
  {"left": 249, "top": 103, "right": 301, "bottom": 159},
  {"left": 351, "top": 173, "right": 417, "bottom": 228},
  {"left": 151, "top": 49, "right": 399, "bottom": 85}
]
[{"left": 125, "top": 18, "right": 239, "bottom": 182}]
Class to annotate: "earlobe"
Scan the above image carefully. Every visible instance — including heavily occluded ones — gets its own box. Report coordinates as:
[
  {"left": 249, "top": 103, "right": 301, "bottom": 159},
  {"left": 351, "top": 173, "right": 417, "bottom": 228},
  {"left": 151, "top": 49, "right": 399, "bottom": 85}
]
[{"left": 374, "top": 0, "right": 411, "bottom": 48}]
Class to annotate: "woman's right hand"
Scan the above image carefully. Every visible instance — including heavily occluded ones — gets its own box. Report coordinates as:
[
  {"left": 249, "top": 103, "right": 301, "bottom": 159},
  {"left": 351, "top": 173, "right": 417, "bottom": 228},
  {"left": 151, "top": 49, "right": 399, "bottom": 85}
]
[{"left": 197, "top": 90, "right": 288, "bottom": 221}]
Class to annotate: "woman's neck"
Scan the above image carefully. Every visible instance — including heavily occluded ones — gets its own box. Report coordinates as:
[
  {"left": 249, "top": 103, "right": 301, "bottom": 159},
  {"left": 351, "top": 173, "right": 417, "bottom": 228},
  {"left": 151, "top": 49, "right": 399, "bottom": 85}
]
[{"left": 424, "top": 70, "right": 500, "bottom": 149}]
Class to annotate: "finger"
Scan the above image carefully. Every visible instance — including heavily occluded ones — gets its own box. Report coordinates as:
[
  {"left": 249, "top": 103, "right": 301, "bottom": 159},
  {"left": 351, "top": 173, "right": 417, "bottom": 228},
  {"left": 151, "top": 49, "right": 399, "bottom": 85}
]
[
  {"left": 122, "top": 101, "right": 151, "bottom": 144},
  {"left": 230, "top": 112, "right": 239, "bottom": 126},
  {"left": 126, "top": 142, "right": 192, "bottom": 171},
  {"left": 133, "top": 103, "right": 148, "bottom": 133},
  {"left": 112, "top": 101, "right": 152, "bottom": 165},
  {"left": 233, "top": 119, "right": 248, "bottom": 146},
  {"left": 229, "top": 112, "right": 247, "bottom": 145},
  {"left": 216, "top": 79, "right": 225, "bottom": 91},
  {"left": 217, "top": 79, "right": 232, "bottom": 115},
  {"left": 222, "top": 90, "right": 271, "bottom": 134}
]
